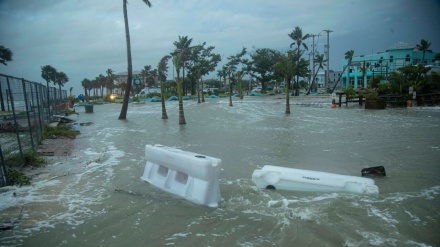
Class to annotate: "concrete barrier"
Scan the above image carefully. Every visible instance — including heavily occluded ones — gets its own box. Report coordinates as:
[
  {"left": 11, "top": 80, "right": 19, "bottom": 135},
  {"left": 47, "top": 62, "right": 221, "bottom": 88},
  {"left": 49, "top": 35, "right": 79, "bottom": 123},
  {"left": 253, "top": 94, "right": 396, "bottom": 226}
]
[{"left": 141, "top": 144, "right": 222, "bottom": 207}]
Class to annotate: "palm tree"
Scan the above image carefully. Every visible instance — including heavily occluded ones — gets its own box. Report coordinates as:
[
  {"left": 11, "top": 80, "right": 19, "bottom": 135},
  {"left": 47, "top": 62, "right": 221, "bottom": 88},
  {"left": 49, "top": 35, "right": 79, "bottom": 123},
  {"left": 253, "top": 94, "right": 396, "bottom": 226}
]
[
  {"left": 416, "top": 39, "right": 431, "bottom": 64},
  {"left": 81, "top": 78, "right": 91, "bottom": 99},
  {"left": 41, "top": 65, "right": 57, "bottom": 111},
  {"left": 150, "top": 69, "right": 158, "bottom": 87},
  {"left": 54, "top": 71, "right": 68, "bottom": 100},
  {"left": 140, "top": 65, "right": 151, "bottom": 88},
  {"left": 173, "top": 53, "right": 186, "bottom": 124},
  {"left": 97, "top": 74, "right": 106, "bottom": 97},
  {"left": 172, "top": 36, "right": 193, "bottom": 95},
  {"left": 288, "top": 26, "right": 310, "bottom": 96},
  {"left": 271, "top": 50, "right": 295, "bottom": 114},
  {"left": 0, "top": 45, "right": 13, "bottom": 66},
  {"left": 306, "top": 54, "right": 326, "bottom": 95},
  {"left": 225, "top": 48, "right": 247, "bottom": 103},
  {"left": 106, "top": 68, "right": 116, "bottom": 95},
  {"left": 157, "top": 55, "right": 171, "bottom": 119},
  {"left": 119, "top": 0, "right": 152, "bottom": 120},
  {"left": 330, "top": 50, "right": 354, "bottom": 93}
]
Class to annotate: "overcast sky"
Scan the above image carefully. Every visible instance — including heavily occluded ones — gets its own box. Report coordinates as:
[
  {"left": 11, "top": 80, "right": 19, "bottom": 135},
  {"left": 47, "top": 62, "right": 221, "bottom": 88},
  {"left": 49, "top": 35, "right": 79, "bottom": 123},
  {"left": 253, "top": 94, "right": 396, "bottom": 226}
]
[{"left": 1, "top": 0, "right": 439, "bottom": 96}]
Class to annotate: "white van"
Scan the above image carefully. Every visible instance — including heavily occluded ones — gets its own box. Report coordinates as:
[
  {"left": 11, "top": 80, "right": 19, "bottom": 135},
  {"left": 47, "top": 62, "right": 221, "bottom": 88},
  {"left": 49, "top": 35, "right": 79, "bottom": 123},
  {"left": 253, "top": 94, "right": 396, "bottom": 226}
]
[{"left": 136, "top": 88, "right": 161, "bottom": 97}]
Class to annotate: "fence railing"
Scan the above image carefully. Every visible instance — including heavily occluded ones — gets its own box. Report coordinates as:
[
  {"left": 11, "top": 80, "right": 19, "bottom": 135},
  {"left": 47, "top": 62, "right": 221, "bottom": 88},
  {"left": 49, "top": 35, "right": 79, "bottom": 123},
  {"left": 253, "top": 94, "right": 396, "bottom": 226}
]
[{"left": 0, "top": 73, "right": 67, "bottom": 187}]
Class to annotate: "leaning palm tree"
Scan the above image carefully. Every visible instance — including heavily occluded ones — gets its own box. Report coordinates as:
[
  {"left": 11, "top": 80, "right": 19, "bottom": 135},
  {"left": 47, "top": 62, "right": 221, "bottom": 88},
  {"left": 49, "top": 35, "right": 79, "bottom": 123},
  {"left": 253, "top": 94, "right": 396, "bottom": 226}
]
[
  {"left": 416, "top": 39, "right": 431, "bottom": 64},
  {"left": 330, "top": 50, "right": 354, "bottom": 93},
  {"left": 157, "top": 55, "right": 171, "bottom": 119},
  {"left": 306, "top": 54, "right": 326, "bottom": 95},
  {"left": 288, "top": 26, "right": 310, "bottom": 96},
  {"left": 119, "top": 0, "right": 152, "bottom": 120}
]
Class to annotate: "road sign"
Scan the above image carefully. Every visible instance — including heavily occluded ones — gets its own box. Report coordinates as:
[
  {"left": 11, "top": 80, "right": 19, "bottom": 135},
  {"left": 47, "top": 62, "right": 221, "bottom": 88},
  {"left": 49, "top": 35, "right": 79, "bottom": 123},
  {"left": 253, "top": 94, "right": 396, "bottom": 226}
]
[{"left": 133, "top": 77, "right": 141, "bottom": 85}]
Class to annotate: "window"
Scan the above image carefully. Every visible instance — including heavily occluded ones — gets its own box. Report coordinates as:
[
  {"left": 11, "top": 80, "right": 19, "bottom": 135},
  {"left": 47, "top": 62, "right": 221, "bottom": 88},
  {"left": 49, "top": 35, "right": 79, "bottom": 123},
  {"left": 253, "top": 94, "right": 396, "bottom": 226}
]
[
  {"left": 390, "top": 56, "right": 394, "bottom": 63},
  {"left": 405, "top": 54, "right": 410, "bottom": 62}
]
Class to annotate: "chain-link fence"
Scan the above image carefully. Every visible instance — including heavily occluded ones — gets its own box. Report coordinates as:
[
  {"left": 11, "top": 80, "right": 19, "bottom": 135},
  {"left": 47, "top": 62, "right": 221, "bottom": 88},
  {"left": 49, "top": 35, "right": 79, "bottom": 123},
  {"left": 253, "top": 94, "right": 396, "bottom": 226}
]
[{"left": 0, "top": 73, "right": 67, "bottom": 187}]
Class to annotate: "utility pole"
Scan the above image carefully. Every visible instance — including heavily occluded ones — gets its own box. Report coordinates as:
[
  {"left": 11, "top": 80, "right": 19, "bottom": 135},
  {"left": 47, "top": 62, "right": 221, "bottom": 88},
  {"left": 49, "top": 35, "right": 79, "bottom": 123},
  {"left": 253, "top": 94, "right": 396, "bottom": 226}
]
[
  {"left": 309, "top": 34, "right": 321, "bottom": 87},
  {"left": 307, "top": 52, "right": 312, "bottom": 88},
  {"left": 323, "top": 29, "right": 333, "bottom": 89}
]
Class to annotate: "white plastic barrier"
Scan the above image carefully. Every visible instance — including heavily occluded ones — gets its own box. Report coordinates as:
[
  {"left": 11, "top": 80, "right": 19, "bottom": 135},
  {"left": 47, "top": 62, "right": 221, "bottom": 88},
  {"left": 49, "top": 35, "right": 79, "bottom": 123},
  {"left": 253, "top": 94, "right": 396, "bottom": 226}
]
[
  {"left": 252, "top": 165, "right": 379, "bottom": 195},
  {"left": 140, "top": 144, "right": 223, "bottom": 207}
]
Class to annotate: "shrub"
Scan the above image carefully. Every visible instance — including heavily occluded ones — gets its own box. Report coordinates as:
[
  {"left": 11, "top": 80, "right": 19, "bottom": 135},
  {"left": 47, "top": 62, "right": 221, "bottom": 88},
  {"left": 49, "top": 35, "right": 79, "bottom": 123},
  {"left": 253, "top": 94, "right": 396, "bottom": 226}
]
[
  {"left": 42, "top": 125, "right": 79, "bottom": 139},
  {"left": 5, "top": 150, "right": 46, "bottom": 168},
  {"left": 7, "top": 168, "right": 31, "bottom": 186}
]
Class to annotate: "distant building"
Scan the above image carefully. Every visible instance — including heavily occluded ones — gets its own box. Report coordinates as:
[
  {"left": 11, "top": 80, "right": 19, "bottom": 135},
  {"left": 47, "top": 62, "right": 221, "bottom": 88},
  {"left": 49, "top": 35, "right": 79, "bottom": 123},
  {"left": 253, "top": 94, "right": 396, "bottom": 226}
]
[
  {"left": 340, "top": 42, "right": 438, "bottom": 89},
  {"left": 114, "top": 70, "right": 147, "bottom": 95},
  {"left": 315, "top": 70, "right": 342, "bottom": 89}
]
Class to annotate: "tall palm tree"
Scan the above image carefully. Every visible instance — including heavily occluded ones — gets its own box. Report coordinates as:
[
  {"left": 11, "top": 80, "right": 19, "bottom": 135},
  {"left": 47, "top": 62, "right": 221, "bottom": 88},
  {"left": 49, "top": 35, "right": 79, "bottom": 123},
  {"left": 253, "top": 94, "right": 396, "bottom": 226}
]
[
  {"left": 288, "top": 26, "right": 310, "bottom": 96},
  {"left": 140, "top": 65, "right": 151, "bottom": 88},
  {"left": 157, "top": 55, "right": 171, "bottom": 119},
  {"left": 416, "top": 39, "right": 431, "bottom": 64},
  {"left": 54, "top": 71, "right": 68, "bottom": 100},
  {"left": 150, "top": 69, "right": 158, "bottom": 87},
  {"left": 272, "top": 50, "right": 295, "bottom": 114},
  {"left": 106, "top": 68, "right": 116, "bottom": 95},
  {"left": 306, "top": 54, "right": 326, "bottom": 95},
  {"left": 330, "top": 50, "right": 354, "bottom": 93},
  {"left": 172, "top": 36, "right": 193, "bottom": 95},
  {"left": 81, "top": 78, "right": 91, "bottom": 98},
  {"left": 119, "top": 0, "right": 152, "bottom": 120},
  {"left": 41, "top": 65, "right": 57, "bottom": 111},
  {"left": 225, "top": 48, "right": 247, "bottom": 103},
  {"left": 0, "top": 45, "right": 13, "bottom": 66},
  {"left": 173, "top": 53, "right": 186, "bottom": 124}
]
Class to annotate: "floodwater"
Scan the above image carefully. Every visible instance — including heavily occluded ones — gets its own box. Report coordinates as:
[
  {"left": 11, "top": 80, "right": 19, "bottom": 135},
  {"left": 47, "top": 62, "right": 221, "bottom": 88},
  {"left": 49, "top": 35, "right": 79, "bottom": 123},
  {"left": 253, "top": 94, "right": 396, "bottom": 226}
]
[{"left": 1, "top": 96, "right": 439, "bottom": 247}]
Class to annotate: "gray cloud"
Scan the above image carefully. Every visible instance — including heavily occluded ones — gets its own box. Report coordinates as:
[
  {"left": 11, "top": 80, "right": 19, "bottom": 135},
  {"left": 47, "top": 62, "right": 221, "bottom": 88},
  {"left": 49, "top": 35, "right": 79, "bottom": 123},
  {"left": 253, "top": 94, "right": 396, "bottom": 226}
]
[{"left": 0, "top": 0, "right": 439, "bottom": 96}]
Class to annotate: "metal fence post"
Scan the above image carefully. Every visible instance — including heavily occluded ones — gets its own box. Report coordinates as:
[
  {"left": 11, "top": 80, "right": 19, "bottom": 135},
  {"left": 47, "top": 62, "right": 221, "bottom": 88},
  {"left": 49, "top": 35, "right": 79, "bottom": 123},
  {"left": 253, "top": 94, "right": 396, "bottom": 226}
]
[
  {"left": 22, "top": 78, "right": 35, "bottom": 150},
  {"left": 6, "top": 77, "right": 24, "bottom": 166},
  {"left": 0, "top": 144, "right": 9, "bottom": 186}
]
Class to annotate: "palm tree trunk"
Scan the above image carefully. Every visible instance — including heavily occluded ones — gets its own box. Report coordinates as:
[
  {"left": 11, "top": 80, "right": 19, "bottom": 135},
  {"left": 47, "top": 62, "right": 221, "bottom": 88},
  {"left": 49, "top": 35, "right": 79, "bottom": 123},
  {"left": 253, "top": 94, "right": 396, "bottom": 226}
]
[
  {"left": 197, "top": 78, "right": 201, "bottom": 104},
  {"left": 177, "top": 75, "right": 186, "bottom": 124},
  {"left": 229, "top": 82, "right": 233, "bottom": 107},
  {"left": 119, "top": 0, "right": 132, "bottom": 120},
  {"left": 306, "top": 68, "right": 321, "bottom": 95},
  {"left": 285, "top": 77, "right": 290, "bottom": 114},
  {"left": 46, "top": 81, "right": 50, "bottom": 110},
  {"left": 296, "top": 46, "right": 300, "bottom": 96},
  {"left": 160, "top": 80, "right": 168, "bottom": 119},
  {"left": 58, "top": 85, "right": 62, "bottom": 103},
  {"left": 330, "top": 63, "right": 350, "bottom": 93},
  {"left": 201, "top": 77, "right": 205, "bottom": 103}
]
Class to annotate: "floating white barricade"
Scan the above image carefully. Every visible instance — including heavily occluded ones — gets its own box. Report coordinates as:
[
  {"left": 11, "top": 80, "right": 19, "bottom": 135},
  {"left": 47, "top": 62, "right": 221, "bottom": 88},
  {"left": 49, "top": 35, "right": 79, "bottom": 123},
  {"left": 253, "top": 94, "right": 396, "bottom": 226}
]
[
  {"left": 141, "top": 144, "right": 223, "bottom": 207},
  {"left": 252, "top": 165, "right": 379, "bottom": 195}
]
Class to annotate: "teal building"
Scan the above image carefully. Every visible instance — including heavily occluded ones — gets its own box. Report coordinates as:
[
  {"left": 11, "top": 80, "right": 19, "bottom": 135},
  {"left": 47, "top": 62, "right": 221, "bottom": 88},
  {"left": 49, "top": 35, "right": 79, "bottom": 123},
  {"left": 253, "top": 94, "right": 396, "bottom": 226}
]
[{"left": 341, "top": 42, "right": 438, "bottom": 89}]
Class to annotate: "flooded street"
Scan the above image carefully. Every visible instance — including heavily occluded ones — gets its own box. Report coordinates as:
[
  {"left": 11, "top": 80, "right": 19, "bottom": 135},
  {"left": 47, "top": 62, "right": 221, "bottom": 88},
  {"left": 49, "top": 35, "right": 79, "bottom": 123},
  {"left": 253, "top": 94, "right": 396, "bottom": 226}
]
[{"left": 1, "top": 96, "right": 439, "bottom": 247}]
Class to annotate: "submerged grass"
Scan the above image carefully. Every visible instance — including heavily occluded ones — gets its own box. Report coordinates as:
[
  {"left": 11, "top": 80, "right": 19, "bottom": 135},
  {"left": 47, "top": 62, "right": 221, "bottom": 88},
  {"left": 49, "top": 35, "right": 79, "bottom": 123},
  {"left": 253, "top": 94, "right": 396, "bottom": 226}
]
[{"left": 42, "top": 125, "right": 80, "bottom": 139}]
